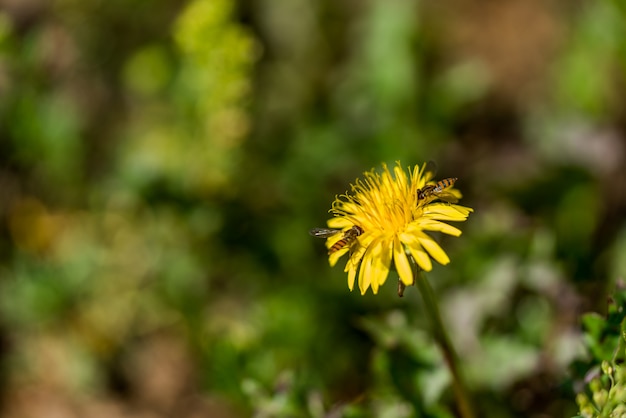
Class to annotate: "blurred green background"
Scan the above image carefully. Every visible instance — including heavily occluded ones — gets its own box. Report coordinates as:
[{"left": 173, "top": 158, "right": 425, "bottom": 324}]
[{"left": 0, "top": 0, "right": 625, "bottom": 417}]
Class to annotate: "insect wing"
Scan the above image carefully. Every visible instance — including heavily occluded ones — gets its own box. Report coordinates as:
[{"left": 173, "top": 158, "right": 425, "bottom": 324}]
[
  {"left": 434, "top": 191, "right": 459, "bottom": 204},
  {"left": 309, "top": 227, "right": 341, "bottom": 238}
]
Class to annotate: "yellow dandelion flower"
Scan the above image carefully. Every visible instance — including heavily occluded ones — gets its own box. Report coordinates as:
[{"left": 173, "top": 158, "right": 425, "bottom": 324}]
[{"left": 315, "top": 161, "right": 472, "bottom": 295}]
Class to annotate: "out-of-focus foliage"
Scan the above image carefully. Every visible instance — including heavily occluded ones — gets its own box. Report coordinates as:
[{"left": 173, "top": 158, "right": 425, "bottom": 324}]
[
  {"left": 118, "top": 0, "right": 255, "bottom": 194},
  {"left": 0, "top": 0, "right": 625, "bottom": 417},
  {"left": 576, "top": 361, "right": 626, "bottom": 418},
  {"left": 574, "top": 285, "right": 626, "bottom": 417},
  {"left": 0, "top": 0, "right": 257, "bottom": 416}
]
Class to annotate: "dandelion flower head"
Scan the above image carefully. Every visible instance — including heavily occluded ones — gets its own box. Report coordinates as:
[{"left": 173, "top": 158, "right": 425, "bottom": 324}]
[{"left": 323, "top": 161, "right": 472, "bottom": 295}]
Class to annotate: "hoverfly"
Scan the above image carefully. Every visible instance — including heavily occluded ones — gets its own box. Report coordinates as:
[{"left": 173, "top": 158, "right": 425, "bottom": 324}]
[
  {"left": 417, "top": 161, "right": 459, "bottom": 203},
  {"left": 309, "top": 225, "right": 364, "bottom": 254}
]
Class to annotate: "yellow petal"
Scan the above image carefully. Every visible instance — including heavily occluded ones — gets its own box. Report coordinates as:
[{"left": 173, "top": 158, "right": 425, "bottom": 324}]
[
  {"left": 393, "top": 235, "right": 413, "bottom": 285},
  {"left": 337, "top": 201, "right": 361, "bottom": 215},
  {"left": 327, "top": 217, "right": 353, "bottom": 229},
  {"left": 418, "top": 235, "right": 450, "bottom": 265},
  {"left": 367, "top": 241, "right": 380, "bottom": 294},
  {"left": 410, "top": 219, "right": 462, "bottom": 236},
  {"left": 358, "top": 252, "right": 373, "bottom": 295},
  {"left": 347, "top": 262, "right": 357, "bottom": 291},
  {"left": 393, "top": 163, "right": 408, "bottom": 193},
  {"left": 364, "top": 238, "right": 382, "bottom": 294},
  {"left": 357, "top": 232, "right": 374, "bottom": 249},
  {"left": 343, "top": 244, "right": 366, "bottom": 271},
  {"left": 423, "top": 204, "right": 473, "bottom": 221},
  {"left": 329, "top": 247, "right": 347, "bottom": 267},
  {"left": 401, "top": 233, "right": 432, "bottom": 272},
  {"left": 375, "top": 238, "right": 393, "bottom": 286},
  {"left": 369, "top": 237, "right": 392, "bottom": 294}
]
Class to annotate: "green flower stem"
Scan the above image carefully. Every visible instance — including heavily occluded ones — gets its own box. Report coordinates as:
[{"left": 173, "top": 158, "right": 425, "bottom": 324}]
[{"left": 413, "top": 267, "right": 475, "bottom": 418}]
